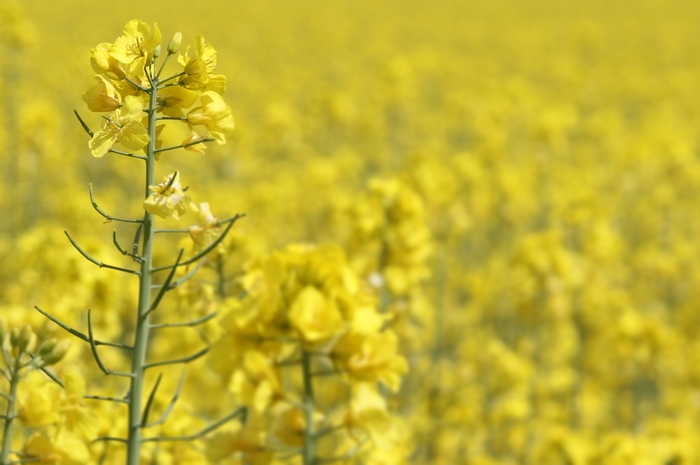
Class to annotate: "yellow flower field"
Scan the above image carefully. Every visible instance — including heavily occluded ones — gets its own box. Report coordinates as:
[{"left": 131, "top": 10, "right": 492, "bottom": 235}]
[{"left": 2, "top": 0, "right": 700, "bottom": 463}]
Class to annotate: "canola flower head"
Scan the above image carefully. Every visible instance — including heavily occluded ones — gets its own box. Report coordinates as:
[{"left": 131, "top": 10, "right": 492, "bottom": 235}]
[
  {"left": 109, "top": 19, "right": 161, "bottom": 67},
  {"left": 82, "top": 75, "right": 122, "bottom": 112},
  {"left": 88, "top": 95, "right": 149, "bottom": 158},
  {"left": 187, "top": 90, "right": 234, "bottom": 144},
  {"left": 144, "top": 171, "right": 192, "bottom": 220}
]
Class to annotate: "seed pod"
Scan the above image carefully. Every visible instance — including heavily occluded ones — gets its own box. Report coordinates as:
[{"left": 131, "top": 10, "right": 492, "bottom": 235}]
[{"left": 167, "top": 32, "right": 182, "bottom": 55}]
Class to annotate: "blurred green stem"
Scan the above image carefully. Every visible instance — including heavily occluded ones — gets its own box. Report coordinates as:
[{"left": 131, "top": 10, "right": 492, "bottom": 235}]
[
  {"left": 1, "top": 360, "right": 20, "bottom": 465},
  {"left": 302, "top": 349, "right": 316, "bottom": 465}
]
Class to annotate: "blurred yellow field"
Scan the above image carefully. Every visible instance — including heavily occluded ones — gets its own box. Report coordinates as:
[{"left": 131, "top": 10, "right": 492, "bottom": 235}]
[{"left": 2, "top": 0, "right": 700, "bottom": 463}]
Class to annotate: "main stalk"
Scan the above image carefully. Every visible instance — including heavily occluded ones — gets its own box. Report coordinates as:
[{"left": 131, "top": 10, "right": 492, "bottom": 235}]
[{"left": 126, "top": 79, "right": 158, "bottom": 465}]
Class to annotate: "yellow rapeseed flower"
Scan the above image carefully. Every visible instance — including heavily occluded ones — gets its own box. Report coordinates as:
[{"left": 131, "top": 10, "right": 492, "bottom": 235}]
[
  {"left": 288, "top": 285, "right": 345, "bottom": 343},
  {"left": 187, "top": 91, "right": 234, "bottom": 144},
  {"left": 143, "top": 171, "right": 192, "bottom": 220},
  {"left": 88, "top": 95, "right": 149, "bottom": 158}
]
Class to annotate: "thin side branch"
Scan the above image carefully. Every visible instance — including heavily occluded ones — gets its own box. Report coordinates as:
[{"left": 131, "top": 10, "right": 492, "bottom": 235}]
[
  {"left": 144, "top": 346, "right": 210, "bottom": 370},
  {"left": 90, "top": 184, "right": 145, "bottom": 224},
  {"left": 133, "top": 223, "right": 143, "bottom": 257},
  {"left": 151, "top": 260, "right": 204, "bottom": 290},
  {"left": 156, "top": 71, "right": 185, "bottom": 86},
  {"left": 87, "top": 310, "right": 134, "bottom": 378},
  {"left": 151, "top": 215, "right": 243, "bottom": 272},
  {"left": 36, "top": 363, "right": 65, "bottom": 388},
  {"left": 34, "top": 306, "right": 133, "bottom": 350},
  {"left": 144, "top": 249, "right": 184, "bottom": 320},
  {"left": 145, "top": 371, "right": 185, "bottom": 428},
  {"left": 108, "top": 149, "right": 148, "bottom": 161},
  {"left": 113, "top": 231, "right": 144, "bottom": 263},
  {"left": 85, "top": 394, "right": 129, "bottom": 404},
  {"left": 65, "top": 231, "right": 141, "bottom": 275},
  {"left": 125, "top": 75, "right": 149, "bottom": 92},
  {"left": 93, "top": 436, "right": 129, "bottom": 444},
  {"left": 154, "top": 137, "right": 215, "bottom": 154},
  {"left": 141, "top": 373, "right": 163, "bottom": 427},
  {"left": 74, "top": 110, "right": 94, "bottom": 137},
  {"left": 150, "top": 311, "right": 218, "bottom": 330},
  {"left": 142, "top": 407, "right": 247, "bottom": 443},
  {"left": 154, "top": 215, "right": 243, "bottom": 234}
]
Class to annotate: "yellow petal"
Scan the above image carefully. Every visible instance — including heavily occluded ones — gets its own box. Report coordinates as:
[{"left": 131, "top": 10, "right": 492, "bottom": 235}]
[
  {"left": 119, "top": 120, "right": 149, "bottom": 151},
  {"left": 88, "top": 127, "right": 117, "bottom": 158}
]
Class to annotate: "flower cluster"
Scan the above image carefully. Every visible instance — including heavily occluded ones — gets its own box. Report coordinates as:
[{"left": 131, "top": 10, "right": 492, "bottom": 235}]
[
  {"left": 0, "top": 319, "right": 81, "bottom": 464},
  {"left": 206, "top": 244, "right": 408, "bottom": 462},
  {"left": 83, "top": 20, "right": 233, "bottom": 159}
]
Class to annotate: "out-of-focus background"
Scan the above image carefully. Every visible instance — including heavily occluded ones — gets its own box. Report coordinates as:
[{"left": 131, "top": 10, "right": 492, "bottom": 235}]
[{"left": 4, "top": 0, "right": 700, "bottom": 462}]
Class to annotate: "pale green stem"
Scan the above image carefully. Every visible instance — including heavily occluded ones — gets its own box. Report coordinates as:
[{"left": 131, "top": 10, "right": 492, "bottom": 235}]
[
  {"left": 301, "top": 349, "right": 316, "bottom": 465},
  {"left": 377, "top": 204, "right": 392, "bottom": 314},
  {"left": 126, "top": 80, "right": 158, "bottom": 465},
  {"left": 1, "top": 361, "right": 20, "bottom": 465}
]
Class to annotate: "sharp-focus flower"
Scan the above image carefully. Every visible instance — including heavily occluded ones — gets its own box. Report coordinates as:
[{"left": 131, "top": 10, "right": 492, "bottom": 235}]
[
  {"left": 109, "top": 20, "right": 161, "bottom": 71},
  {"left": 88, "top": 95, "right": 149, "bottom": 158},
  {"left": 178, "top": 35, "right": 226, "bottom": 93},
  {"left": 143, "top": 171, "right": 192, "bottom": 220},
  {"left": 90, "top": 42, "right": 126, "bottom": 81},
  {"left": 187, "top": 91, "right": 234, "bottom": 144},
  {"left": 157, "top": 85, "right": 197, "bottom": 118},
  {"left": 82, "top": 75, "right": 121, "bottom": 112}
]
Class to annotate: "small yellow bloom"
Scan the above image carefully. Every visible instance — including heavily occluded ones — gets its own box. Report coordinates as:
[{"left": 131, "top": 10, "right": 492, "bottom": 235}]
[
  {"left": 189, "top": 202, "right": 222, "bottom": 253},
  {"left": 61, "top": 371, "right": 99, "bottom": 440},
  {"left": 346, "top": 383, "right": 402, "bottom": 449},
  {"left": 90, "top": 42, "right": 126, "bottom": 81},
  {"left": 187, "top": 91, "right": 234, "bottom": 144},
  {"left": 333, "top": 329, "right": 408, "bottom": 392},
  {"left": 288, "top": 285, "right": 345, "bottom": 342},
  {"left": 82, "top": 75, "right": 121, "bottom": 112},
  {"left": 157, "top": 85, "right": 197, "bottom": 117},
  {"left": 143, "top": 171, "right": 192, "bottom": 220},
  {"left": 178, "top": 35, "right": 226, "bottom": 93},
  {"left": 109, "top": 20, "right": 161, "bottom": 68},
  {"left": 88, "top": 95, "right": 149, "bottom": 158},
  {"left": 182, "top": 131, "right": 209, "bottom": 154},
  {"left": 24, "top": 430, "right": 90, "bottom": 465}
]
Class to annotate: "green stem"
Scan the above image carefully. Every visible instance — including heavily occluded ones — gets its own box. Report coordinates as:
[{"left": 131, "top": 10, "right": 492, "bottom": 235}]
[
  {"left": 301, "top": 349, "right": 315, "bottom": 465},
  {"left": 216, "top": 256, "right": 226, "bottom": 298},
  {"left": 126, "top": 79, "right": 158, "bottom": 465},
  {"left": 1, "top": 362, "right": 20, "bottom": 465}
]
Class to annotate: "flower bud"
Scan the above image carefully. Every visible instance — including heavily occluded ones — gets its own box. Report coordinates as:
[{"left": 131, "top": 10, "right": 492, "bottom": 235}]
[
  {"left": 167, "top": 32, "right": 182, "bottom": 55},
  {"left": 153, "top": 44, "right": 162, "bottom": 59},
  {"left": 37, "top": 338, "right": 58, "bottom": 357},
  {"left": 17, "top": 324, "right": 36, "bottom": 353},
  {"left": 9, "top": 327, "right": 19, "bottom": 347},
  {"left": 42, "top": 339, "right": 71, "bottom": 366}
]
